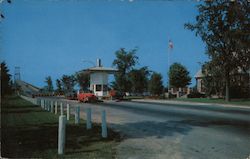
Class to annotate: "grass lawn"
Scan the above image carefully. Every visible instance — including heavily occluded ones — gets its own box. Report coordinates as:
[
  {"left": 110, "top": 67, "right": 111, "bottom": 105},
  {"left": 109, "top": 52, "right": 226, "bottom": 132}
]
[
  {"left": 174, "top": 98, "right": 250, "bottom": 106},
  {"left": 1, "top": 96, "right": 121, "bottom": 158}
]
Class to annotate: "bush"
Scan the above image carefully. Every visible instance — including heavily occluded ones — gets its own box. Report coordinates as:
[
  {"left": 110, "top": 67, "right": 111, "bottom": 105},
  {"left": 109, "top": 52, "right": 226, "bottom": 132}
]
[{"left": 188, "top": 91, "right": 205, "bottom": 98}]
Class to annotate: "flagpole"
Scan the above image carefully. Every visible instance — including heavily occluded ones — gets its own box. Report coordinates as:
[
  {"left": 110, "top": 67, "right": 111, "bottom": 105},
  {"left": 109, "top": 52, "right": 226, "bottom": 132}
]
[
  {"left": 168, "top": 40, "right": 171, "bottom": 96},
  {"left": 168, "top": 46, "right": 170, "bottom": 95}
]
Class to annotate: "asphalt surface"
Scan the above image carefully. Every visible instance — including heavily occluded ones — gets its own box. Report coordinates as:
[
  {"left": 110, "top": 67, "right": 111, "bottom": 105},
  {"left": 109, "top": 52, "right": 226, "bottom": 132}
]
[{"left": 40, "top": 97, "right": 250, "bottom": 159}]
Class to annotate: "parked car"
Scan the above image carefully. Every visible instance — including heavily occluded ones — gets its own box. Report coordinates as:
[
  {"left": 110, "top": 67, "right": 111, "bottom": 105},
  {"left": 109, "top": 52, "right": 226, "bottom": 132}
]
[
  {"left": 109, "top": 90, "right": 125, "bottom": 100},
  {"left": 77, "top": 90, "right": 97, "bottom": 103},
  {"left": 65, "top": 91, "right": 77, "bottom": 100}
]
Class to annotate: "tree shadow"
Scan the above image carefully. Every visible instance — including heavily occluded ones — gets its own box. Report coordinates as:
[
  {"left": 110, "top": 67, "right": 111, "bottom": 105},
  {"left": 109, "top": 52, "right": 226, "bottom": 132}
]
[{"left": 110, "top": 118, "right": 250, "bottom": 139}]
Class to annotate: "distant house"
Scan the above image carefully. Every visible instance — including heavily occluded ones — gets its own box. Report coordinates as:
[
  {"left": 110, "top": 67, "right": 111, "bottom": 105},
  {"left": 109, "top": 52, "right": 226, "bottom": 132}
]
[
  {"left": 194, "top": 68, "right": 250, "bottom": 98},
  {"left": 194, "top": 69, "right": 205, "bottom": 94}
]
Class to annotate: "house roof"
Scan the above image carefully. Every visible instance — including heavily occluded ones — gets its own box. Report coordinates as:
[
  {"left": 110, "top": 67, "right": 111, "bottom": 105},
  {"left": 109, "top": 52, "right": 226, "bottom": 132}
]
[
  {"left": 194, "top": 69, "right": 205, "bottom": 78},
  {"left": 194, "top": 68, "right": 250, "bottom": 79},
  {"left": 79, "top": 66, "right": 118, "bottom": 74}
]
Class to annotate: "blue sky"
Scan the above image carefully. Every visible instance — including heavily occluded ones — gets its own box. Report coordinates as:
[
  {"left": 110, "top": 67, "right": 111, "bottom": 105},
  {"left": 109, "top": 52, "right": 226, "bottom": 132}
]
[{"left": 1, "top": 0, "right": 207, "bottom": 88}]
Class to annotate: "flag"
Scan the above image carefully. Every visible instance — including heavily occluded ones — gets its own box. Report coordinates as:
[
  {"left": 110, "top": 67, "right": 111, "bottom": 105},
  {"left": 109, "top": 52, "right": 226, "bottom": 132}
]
[{"left": 168, "top": 40, "right": 173, "bottom": 49}]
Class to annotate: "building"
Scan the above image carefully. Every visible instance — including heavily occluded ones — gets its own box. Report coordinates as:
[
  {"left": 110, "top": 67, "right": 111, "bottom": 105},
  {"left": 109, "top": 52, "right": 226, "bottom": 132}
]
[
  {"left": 194, "top": 69, "right": 205, "bottom": 94},
  {"left": 194, "top": 68, "right": 250, "bottom": 98},
  {"left": 81, "top": 59, "right": 117, "bottom": 97}
]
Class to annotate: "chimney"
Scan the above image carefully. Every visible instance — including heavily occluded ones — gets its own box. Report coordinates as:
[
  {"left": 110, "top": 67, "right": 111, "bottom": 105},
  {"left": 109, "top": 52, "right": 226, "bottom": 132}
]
[{"left": 96, "top": 58, "right": 101, "bottom": 67}]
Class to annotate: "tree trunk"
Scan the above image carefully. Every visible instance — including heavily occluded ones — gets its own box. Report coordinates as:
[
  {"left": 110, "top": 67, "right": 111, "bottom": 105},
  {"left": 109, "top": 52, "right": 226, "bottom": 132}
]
[{"left": 225, "top": 72, "right": 230, "bottom": 102}]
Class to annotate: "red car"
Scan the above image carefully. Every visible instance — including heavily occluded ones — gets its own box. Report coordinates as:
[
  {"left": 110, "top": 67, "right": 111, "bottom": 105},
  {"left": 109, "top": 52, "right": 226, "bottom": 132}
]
[{"left": 77, "top": 90, "right": 97, "bottom": 103}]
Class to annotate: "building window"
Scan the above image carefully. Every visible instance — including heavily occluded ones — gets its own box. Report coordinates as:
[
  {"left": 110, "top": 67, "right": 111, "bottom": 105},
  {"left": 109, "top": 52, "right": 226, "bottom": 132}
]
[
  {"left": 103, "top": 85, "right": 108, "bottom": 91},
  {"left": 95, "top": 85, "right": 102, "bottom": 91}
]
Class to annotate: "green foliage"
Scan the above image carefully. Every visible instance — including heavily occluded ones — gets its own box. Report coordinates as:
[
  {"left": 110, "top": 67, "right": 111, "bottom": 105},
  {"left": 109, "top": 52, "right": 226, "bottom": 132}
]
[
  {"left": 202, "top": 63, "right": 224, "bottom": 97},
  {"left": 112, "top": 48, "right": 138, "bottom": 92},
  {"left": 55, "top": 79, "right": 63, "bottom": 94},
  {"left": 61, "top": 75, "right": 76, "bottom": 93},
  {"left": 169, "top": 63, "right": 191, "bottom": 88},
  {"left": 44, "top": 76, "right": 53, "bottom": 92},
  {"left": 148, "top": 72, "right": 164, "bottom": 96},
  {"left": 76, "top": 72, "right": 90, "bottom": 91},
  {"left": 185, "top": 0, "right": 250, "bottom": 101},
  {"left": 1, "top": 61, "right": 12, "bottom": 97},
  {"left": 129, "top": 66, "right": 150, "bottom": 94}
]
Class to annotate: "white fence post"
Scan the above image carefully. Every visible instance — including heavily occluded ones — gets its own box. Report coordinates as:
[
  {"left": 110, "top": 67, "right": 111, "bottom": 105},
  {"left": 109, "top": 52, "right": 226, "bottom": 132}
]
[
  {"left": 60, "top": 103, "right": 64, "bottom": 115},
  {"left": 45, "top": 100, "right": 47, "bottom": 110},
  {"left": 51, "top": 101, "right": 54, "bottom": 113},
  {"left": 66, "top": 104, "right": 70, "bottom": 121},
  {"left": 102, "top": 110, "right": 107, "bottom": 138},
  {"left": 47, "top": 100, "right": 51, "bottom": 112},
  {"left": 58, "top": 115, "right": 66, "bottom": 155},
  {"left": 86, "top": 108, "right": 92, "bottom": 130},
  {"left": 46, "top": 100, "right": 49, "bottom": 111},
  {"left": 75, "top": 106, "right": 80, "bottom": 124},
  {"left": 36, "top": 98, "right": 40, "bottom": 106},
  {"left": 41, "top": 99, "right": 43, "bottom": 109},
  {"left": 43, "top": 100, "right": 45, "bottom": 110},
  {"left": 55, "top": 101, "right": 58, "bottom": 114}
]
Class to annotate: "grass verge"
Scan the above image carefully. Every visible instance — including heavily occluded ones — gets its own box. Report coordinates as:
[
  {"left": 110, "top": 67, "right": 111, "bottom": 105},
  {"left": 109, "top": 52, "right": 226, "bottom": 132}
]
[{"left": 1, "top": 95, "right": 121, "bottom": 158}]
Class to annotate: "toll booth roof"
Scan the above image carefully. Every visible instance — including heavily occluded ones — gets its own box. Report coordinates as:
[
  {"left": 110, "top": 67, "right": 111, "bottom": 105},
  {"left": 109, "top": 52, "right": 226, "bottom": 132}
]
[{"left": 80, "top": 66, "right": 118, "bottom": 74}]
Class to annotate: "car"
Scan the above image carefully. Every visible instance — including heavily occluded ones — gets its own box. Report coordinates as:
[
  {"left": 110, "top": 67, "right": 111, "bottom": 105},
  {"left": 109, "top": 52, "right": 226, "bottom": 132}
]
[
  {"left": 65, "top": 91, "right": 77, "bottom": 100},
  {"left": 109, "top": 90, "right": 125, "bottom": 100},
  {"left": 77, "top": 90, "right": 97, "bottom": 103}
]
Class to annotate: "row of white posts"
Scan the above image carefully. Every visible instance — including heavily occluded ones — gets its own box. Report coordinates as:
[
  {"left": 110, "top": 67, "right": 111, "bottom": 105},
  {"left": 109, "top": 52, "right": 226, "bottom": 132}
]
[{"left": 37, "top": 99, "right": 108, "bottom": 155}]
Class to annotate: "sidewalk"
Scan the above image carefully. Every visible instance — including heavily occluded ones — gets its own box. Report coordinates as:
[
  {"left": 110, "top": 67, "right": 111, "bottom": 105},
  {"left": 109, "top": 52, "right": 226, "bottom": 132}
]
[{"left": 131, "top": 99, "right": 250, "bottom": 110}]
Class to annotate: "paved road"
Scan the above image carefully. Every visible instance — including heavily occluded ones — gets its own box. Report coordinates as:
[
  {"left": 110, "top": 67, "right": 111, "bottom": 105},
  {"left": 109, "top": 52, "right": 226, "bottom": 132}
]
[{"left": 41, "top": 97, "right": 250, "bottom": 159}]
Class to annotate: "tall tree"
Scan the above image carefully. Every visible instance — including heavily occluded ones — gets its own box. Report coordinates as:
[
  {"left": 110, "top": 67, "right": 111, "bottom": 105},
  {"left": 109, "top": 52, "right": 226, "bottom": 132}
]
[
  {"left": 1, "top": 61, "right": 12, "bottom": 97},
  {"left": 76, "top": 72, "right": 90, "bottom": 91},
  {"left": 185, "top": 0, "right": 250, "bottom": 101},
  {"left": 55, "top": 79, "right": 63, "bottom": 94},
  {"left": 148, "top": 72, "right": 164, "bottom": 96},
  {"left": 61, "top": 75, "right": 76, "bottom": 93},
  {"left": 44, "top": 76, "right": 53, "bottom": 92},
  {"left": 112, "top": 48, "right": 138, "bottom": 92},
  {"left": 169, "top": 63, "right": 191, "bottom": 88},
  {"left": 129, "top": 66, "right": 150, "bottom": 94}
]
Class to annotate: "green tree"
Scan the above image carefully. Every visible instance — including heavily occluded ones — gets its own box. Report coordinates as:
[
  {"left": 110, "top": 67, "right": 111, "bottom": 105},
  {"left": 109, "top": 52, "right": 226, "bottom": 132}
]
[
  {"left": 202, "top": 63, "right": 224, "bottom": 98},
  {"left": 185, "top": 0, "right": 250, "bottom": 101},
  {"left": 44, "top": 76, "right": 53, "bottom": 92},
  {"left": 112, "top": 48, "right": 138, "bottom": 92},
  {"left": 76, "top": 72, "right": 90, "bottom": 91},
  {"left": 1, "top": 61, "right": 12, "bottom": 97},
  {"left": 55, "top": 79, "right": 63, "bottom": 94},
  {"left": 61, "top": 75, "right": 76, "bottom": 93},
  {"left": 169, "top": 63, "right": 191, "bottom": 88},
  {"left": 129, "top": 66, "right": 150, "bottom": 94},
  {"left": 148, "top": 72, "right": 164, "bottom": 96}
]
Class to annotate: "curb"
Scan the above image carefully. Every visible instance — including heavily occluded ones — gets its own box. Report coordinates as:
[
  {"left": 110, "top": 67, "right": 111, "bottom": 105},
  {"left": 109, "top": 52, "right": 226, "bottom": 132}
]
[{"left": 131, "top": 99, "right": 250, "bottom": 110}]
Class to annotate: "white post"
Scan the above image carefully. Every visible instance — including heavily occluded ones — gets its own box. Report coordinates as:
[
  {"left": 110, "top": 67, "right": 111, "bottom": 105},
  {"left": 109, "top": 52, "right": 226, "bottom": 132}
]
[
  {"left": 41, "top": 99, "right": 43, "bottom": 108},
  {"left": 36, "top": 98, "right": 39, "bottom": 106},
  {"left": 47, "top": 100, "right": 50, "bottom": 111},
  {"left": 60, "top": 103, "right": 63, "bottom": 115},
  {"left": 66, "top": 104, "right": 70, "bottom": 121},
  {"left": 45, "top": 100, "right": 47, "bottom": 110},
  {"left": 86, "top": 108, "right": 92, "bottom": 129},
  {"left": 55, "top": 101, "right": 58, "bottom": 114},
  {"left": 43, "top": 100, "right": 46, "bottom": 110},
  {"left": 75, "top": 106, "right": 80, "bottom": 124},
  {"left": 48, "top": 101, "right": 50, "bottom": 111},
  {"left": 51, "top": 101, "right": 54, "bottom": 113},
  {"left": 58, "top": 115, "right": 66, "bottom": 155},
  {"left": 102, "top": 110, "right": 107, "bottom": 138}
]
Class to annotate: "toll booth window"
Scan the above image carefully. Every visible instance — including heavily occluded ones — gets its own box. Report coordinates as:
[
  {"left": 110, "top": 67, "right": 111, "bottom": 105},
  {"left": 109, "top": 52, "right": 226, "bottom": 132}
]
[
  {"left": 96, "top": 85, "right": 102, "bottom": 91},
  {"left": 103, "top": 85, "right": 108, "bottom": 91}
]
